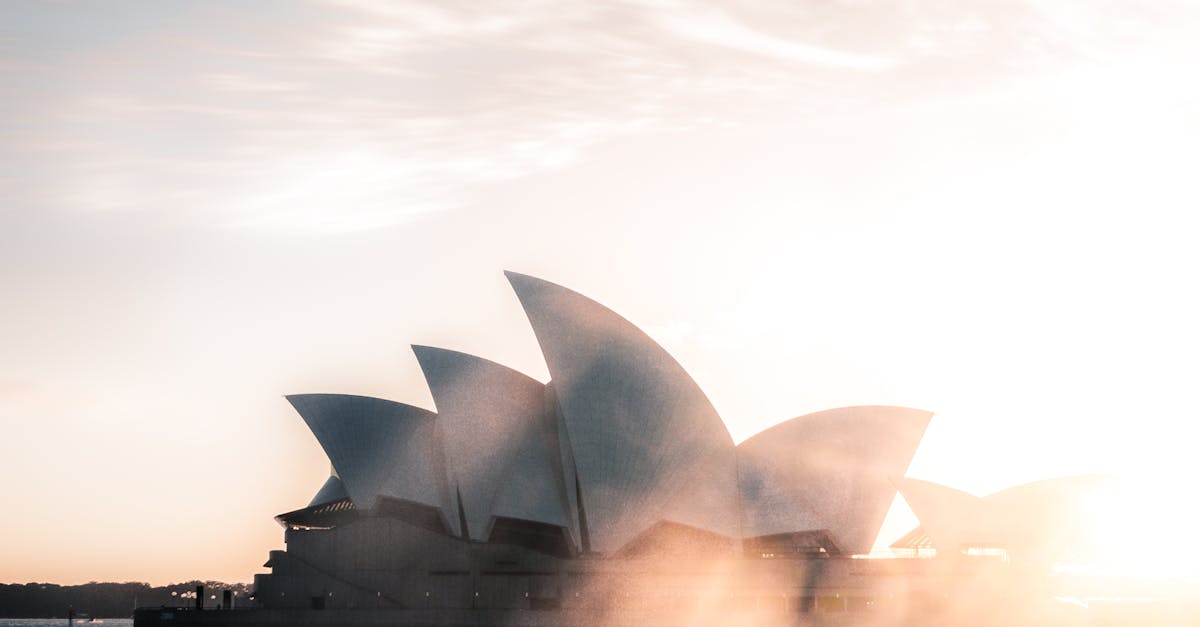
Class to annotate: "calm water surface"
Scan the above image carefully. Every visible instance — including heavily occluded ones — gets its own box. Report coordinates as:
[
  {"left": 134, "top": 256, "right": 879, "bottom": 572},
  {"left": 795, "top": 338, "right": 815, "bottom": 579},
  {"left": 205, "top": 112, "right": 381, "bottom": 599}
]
[{"left": 0, "top": 614, "right": 132, "bottom": 619}]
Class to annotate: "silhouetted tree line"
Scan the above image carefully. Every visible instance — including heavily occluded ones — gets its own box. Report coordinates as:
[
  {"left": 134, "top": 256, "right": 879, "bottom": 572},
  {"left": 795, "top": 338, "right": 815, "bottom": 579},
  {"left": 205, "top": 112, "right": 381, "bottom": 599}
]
[{"left": 0, "top": 580, "right": 252, "bottom": 618}]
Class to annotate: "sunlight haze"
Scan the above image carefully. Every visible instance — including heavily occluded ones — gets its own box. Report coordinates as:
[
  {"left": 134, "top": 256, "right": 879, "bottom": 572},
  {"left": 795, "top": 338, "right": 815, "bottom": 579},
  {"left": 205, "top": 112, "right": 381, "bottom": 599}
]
[{"left": 2, "top": 1, "right": 1200, "bottom": 585}]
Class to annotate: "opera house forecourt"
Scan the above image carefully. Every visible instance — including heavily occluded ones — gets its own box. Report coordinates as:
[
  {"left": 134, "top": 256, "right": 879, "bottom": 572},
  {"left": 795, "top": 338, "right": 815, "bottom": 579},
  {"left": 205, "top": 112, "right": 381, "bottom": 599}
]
[{"left": 134, "top": 272, "right": 1194, "bottom": 626}]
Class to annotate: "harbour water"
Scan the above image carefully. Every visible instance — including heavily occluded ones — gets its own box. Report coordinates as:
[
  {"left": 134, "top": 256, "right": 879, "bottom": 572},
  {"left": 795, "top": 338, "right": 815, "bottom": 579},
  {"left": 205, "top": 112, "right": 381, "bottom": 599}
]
[{"left": 0, "top": 614, "right": 132, "bottom": 619}]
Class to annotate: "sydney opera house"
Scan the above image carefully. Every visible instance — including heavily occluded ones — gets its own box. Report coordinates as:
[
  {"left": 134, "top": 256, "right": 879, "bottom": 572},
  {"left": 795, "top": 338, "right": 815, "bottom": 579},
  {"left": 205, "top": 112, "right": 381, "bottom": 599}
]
[{"left": 137, "top": 271, "right": 1187, "bottom": 626}]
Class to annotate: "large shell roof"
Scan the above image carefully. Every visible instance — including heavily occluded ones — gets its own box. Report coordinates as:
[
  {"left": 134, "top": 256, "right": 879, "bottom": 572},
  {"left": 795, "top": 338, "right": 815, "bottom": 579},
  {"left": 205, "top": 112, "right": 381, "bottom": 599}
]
[
  {"left": 738, "top": 406, "right": 932, "bottom": 554},
  {"left": 284, "top": 272, "right": 940, "bottom": 557},
  {"left": 413, "top": 344, "right": 569, "bottom": 542},
  {"left": 505, "top": 270, "right": 740, "bottom": 552},
  {"left": 288, "top": 393, "right": 450, "bottom": 516}
]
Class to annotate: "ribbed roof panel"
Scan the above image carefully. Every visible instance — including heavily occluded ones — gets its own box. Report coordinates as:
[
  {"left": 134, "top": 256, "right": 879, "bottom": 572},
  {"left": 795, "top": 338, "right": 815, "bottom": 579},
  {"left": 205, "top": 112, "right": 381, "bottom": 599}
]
[
  {"left": 738, "top": 406, "right": 932, "bottom": 554},
  {"left": 287, "top": 393, "right": 450, "bottom": 520},
  {"left": 505, "top": 271, "right": 739, "bottom": 553},
  {"left": 413, "top": 345, "right": 570, "bottom": 542}
]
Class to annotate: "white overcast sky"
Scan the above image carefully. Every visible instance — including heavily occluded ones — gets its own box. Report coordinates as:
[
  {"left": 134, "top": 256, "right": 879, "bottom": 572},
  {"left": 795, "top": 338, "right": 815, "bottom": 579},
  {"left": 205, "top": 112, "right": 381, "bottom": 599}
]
[{"left": 3, "top": 1, "right": 1200, "bottom": 583}]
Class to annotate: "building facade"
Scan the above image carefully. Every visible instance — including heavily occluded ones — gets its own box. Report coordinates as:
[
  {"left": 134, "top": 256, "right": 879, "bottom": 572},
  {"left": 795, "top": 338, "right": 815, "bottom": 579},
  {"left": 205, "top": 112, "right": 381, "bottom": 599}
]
[{"left": 244, "top": 272, "right": 949, "bottom": 622}]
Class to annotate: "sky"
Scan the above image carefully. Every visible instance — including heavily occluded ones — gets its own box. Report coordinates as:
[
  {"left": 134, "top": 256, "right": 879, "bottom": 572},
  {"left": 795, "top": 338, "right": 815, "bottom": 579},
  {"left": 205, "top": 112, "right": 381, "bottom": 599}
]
[{"left": 3, "top": 0, "right": 1200, "bottom": 585}]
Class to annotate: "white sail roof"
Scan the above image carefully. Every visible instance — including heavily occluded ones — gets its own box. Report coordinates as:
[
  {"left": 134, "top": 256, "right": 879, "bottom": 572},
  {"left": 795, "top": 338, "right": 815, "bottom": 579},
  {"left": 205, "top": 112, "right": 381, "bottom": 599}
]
[
  {"left": 894, "top": 477, "right": 984, "bottom": 552},
  {"left": 738, "top": 406, "right": 932, "bottom": 554},
  {"left": 506, "top": 271, "right": 740, "bottom": 553},
  {"left": 897, "top": 475, "right": 1113, "bottom": 561},
  {"left": 287, "top": 394, "right": 451, "bottom": 520},
  {"left": 412, "top": 345, "right": 570, "bottom": 542}
]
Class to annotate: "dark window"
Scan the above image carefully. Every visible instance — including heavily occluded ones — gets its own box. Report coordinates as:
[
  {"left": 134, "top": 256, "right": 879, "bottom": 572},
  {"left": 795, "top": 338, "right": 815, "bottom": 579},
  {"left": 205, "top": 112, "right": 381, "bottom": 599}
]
[{"left": 487, "top": 517, "right": 572, "bottom": 557}]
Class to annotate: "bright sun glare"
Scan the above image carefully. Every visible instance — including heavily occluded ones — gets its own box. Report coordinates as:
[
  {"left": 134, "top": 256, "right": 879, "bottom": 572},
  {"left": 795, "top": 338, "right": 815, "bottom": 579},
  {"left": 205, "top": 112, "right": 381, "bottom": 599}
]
[{"left": 1078, "top": 479, "right": 1200, "bottom": 580}]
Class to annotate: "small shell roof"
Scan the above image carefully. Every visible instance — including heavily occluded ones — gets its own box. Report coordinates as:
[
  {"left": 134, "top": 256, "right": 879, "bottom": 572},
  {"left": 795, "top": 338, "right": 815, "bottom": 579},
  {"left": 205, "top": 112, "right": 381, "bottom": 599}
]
[
  {"left": 738, "top": 406, "right": 931, "bottom": 554},
  {"left": 307, "top": 474, "right": 350, "bottom": 508},
  {"left": 897, "top": 475, "right": 1115, "bottom": 560},
  {"left": 288, "top": 393, "right": 450, "bottom": 519}
]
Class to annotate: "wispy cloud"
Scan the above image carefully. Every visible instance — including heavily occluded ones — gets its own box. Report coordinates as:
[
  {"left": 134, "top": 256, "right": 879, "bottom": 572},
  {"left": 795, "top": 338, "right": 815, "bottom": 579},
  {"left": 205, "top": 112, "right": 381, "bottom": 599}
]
[
  {"left": 652, "top": 9, "right": 896, "bottom": 71},
  {"left": 3, "top": 0, "right": 1197, "bottom": 232}
]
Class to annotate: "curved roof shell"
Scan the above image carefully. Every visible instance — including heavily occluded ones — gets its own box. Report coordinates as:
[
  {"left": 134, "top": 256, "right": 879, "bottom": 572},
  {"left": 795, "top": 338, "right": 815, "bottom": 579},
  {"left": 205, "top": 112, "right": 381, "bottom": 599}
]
[
  {"left": 738, "top": 406, "right": 932, "bottom": 554},
  {"left": 897, "top": 475, "right": 1114, "bottom": 561},
  {"left": 412, "top": 345, "right": 571, "bottom": 543},
  {"left": 505, "top": 271, "right": 740, "bottom": 553},
  {"left": 894, "top": 477, "right": 985, "bottom": 552},
  {"left": 307, "top": 474, "right": 351, "bottom": 508},
  {"left": 287, "top": 394, "right": 451, "bottom": 519},
  {"left": 985, "top": 475, "right": 1112, "bottom": 558}
]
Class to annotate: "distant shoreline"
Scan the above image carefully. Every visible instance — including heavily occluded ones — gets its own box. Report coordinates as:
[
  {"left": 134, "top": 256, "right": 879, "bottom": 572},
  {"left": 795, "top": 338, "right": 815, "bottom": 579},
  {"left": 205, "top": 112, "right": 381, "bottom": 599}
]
[{"left": 0, "top": 582, "right": 250, "bottom": 619}]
